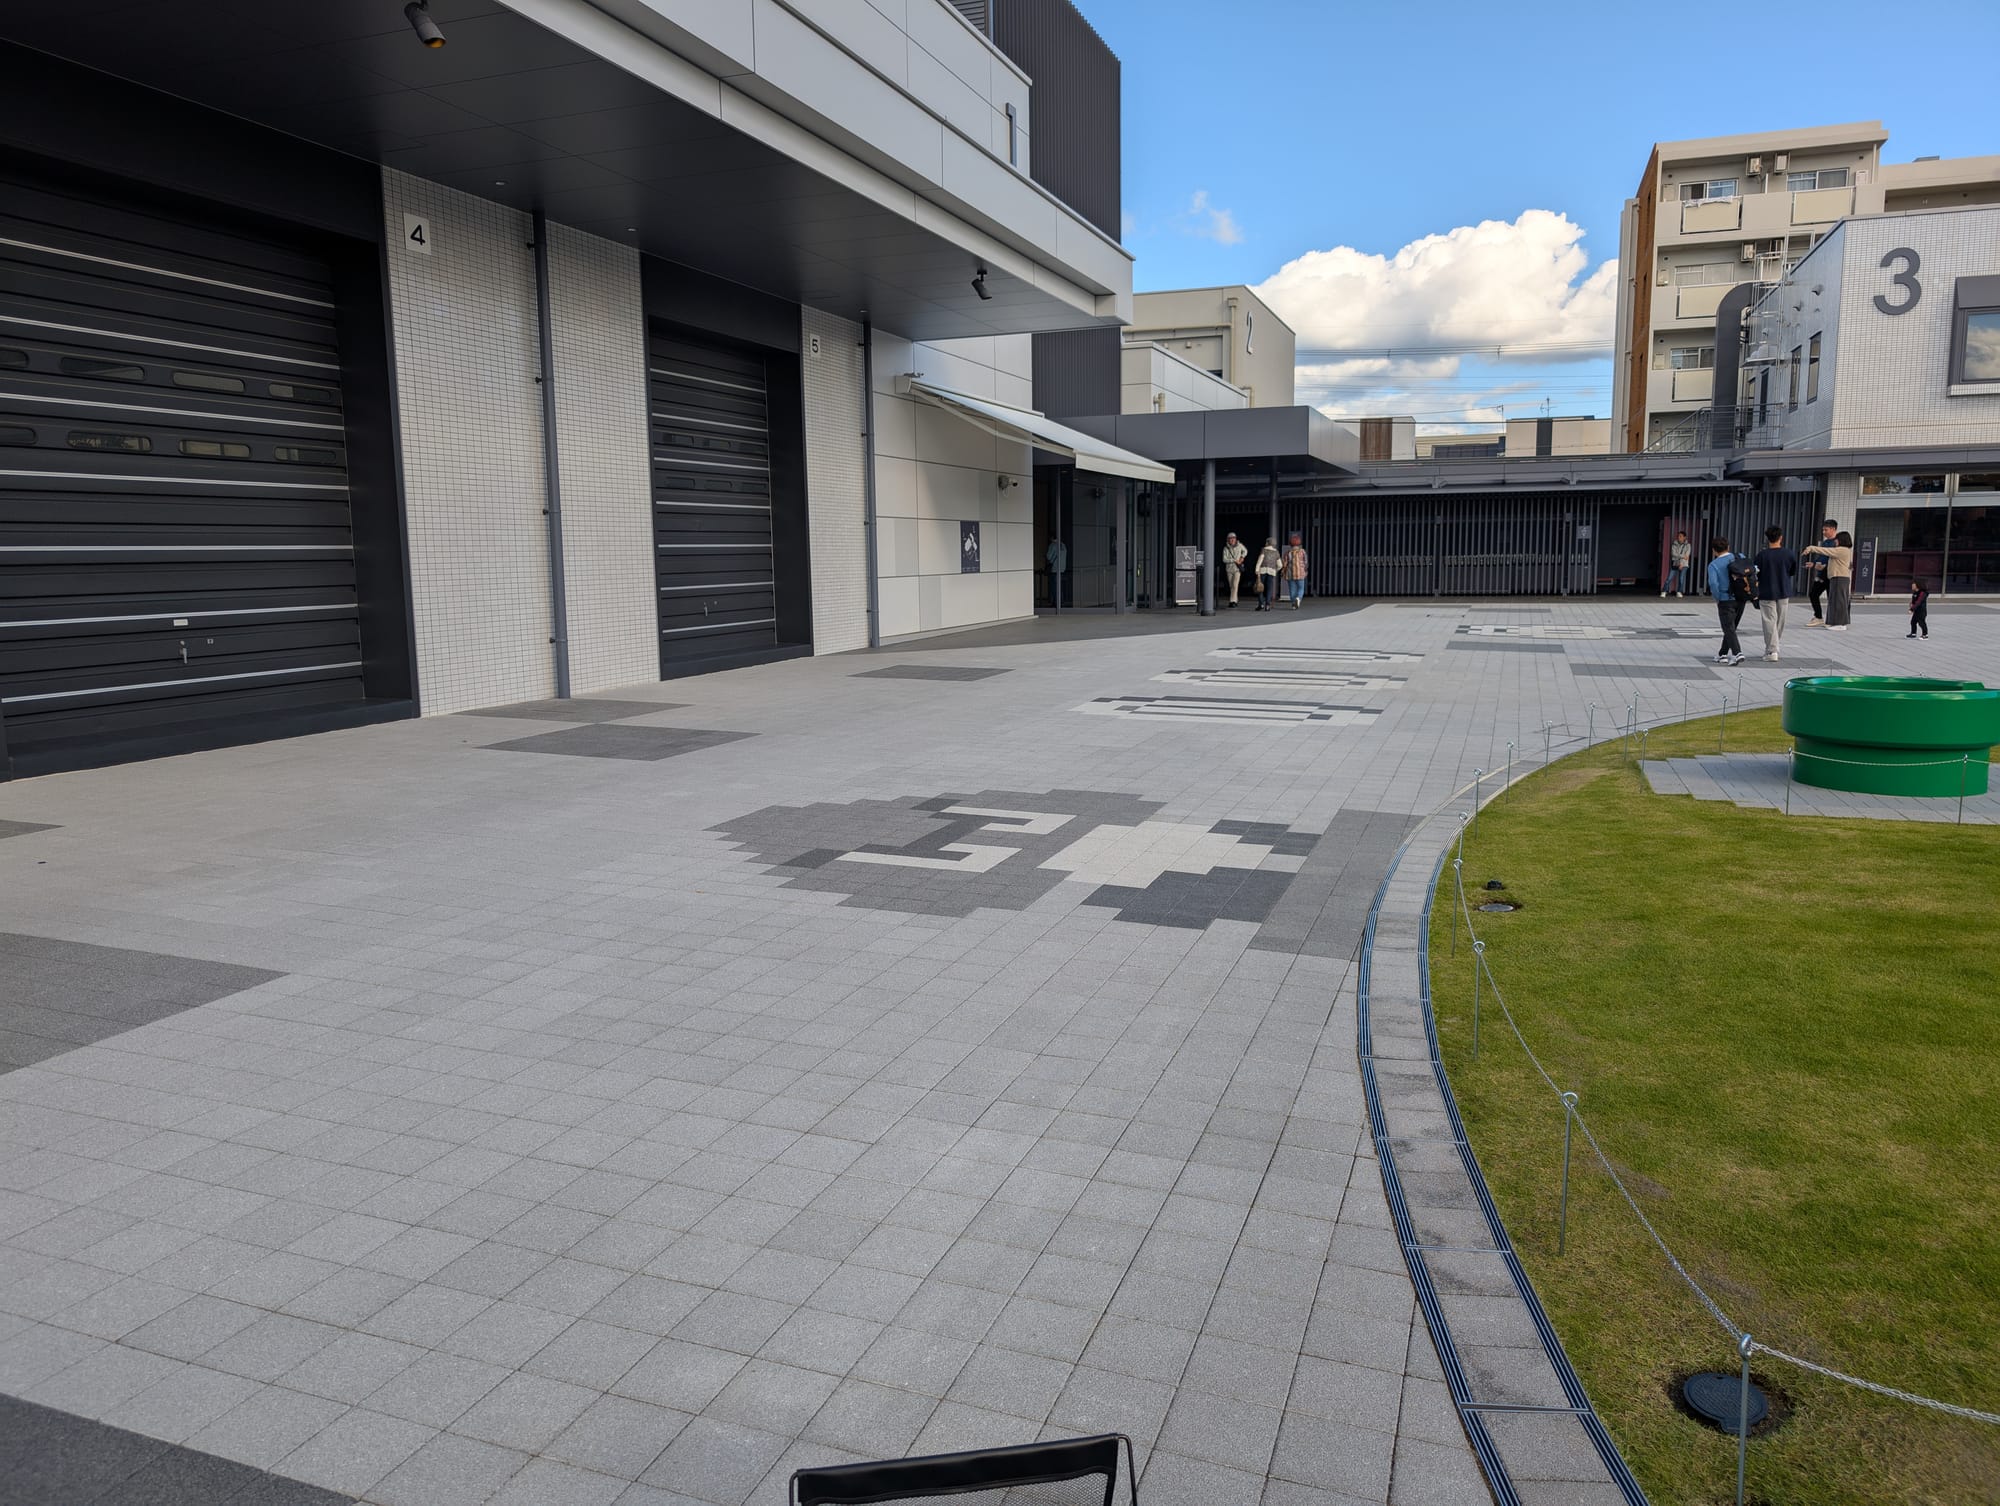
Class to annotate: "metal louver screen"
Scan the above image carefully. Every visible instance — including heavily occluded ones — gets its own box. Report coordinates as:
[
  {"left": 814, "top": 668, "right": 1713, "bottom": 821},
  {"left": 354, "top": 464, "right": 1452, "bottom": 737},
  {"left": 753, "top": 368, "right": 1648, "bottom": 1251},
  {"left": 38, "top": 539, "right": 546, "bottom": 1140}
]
[
  {"left": 0, "top": 167, "right": 359, "bottom": 750},
  {"left": 647, "top": 327, "right": 777, "bottom": 671},
  {"left": 944, "top": 0, "right": 991, "bottom": 33}
]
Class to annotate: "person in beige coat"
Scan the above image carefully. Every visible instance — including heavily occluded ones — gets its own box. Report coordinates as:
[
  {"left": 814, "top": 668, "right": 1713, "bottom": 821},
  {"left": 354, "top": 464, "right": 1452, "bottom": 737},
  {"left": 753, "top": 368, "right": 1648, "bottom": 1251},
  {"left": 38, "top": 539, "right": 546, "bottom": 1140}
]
[
  {"left": 1801, "top": 531, "right": 1854, "bottom": 630},
  {"left": 1220, "top": 532, "right": 1248, "bottom": 608}
]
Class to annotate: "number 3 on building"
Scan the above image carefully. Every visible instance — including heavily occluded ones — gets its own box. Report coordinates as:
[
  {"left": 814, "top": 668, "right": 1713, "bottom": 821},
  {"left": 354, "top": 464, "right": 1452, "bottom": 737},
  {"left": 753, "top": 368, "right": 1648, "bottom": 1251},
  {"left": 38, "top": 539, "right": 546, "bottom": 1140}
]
[{"left": 1873, "top": 247, "right": 1920, "bottom": 315}]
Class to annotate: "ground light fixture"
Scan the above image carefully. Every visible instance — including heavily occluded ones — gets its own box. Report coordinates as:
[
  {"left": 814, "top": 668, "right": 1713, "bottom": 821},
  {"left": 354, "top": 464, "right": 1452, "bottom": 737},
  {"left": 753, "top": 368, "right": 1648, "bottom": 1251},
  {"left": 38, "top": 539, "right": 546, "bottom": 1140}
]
[
  {"left": 406, "top": 1, "right": 445, "bottom": 47},
  {"left": 971, "top": 266, "right": 991, "bottom": 300}
]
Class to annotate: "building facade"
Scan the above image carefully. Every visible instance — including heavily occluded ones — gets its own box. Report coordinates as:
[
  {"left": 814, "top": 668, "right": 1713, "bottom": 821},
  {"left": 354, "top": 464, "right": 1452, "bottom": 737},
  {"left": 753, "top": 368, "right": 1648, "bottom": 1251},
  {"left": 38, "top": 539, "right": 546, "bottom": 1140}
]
[
  {"left": 1612, "top": 122, "right": 2000, "bottom": 453},
  {"left": 0, "top": 0, "right": 1142, "bottom": 777},
  {"left": 1120, "top": 286, "right": 1296, "bottom": 408},
  {"left": 1736, "top": 205, "right": 2000, "bottom": 596}
]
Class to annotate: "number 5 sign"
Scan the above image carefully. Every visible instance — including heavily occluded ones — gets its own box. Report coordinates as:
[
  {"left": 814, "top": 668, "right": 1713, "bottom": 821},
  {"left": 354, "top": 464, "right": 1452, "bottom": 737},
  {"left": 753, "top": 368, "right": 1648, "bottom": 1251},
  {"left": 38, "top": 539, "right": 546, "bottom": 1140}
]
[{"left": 403, "top": 213, "right": 433, "bottom": 256}]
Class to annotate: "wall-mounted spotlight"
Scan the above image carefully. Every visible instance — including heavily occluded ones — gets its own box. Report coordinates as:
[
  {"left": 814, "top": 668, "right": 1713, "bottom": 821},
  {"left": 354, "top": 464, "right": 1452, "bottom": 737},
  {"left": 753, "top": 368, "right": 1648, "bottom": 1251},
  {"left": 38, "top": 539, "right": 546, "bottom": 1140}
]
[
  {"left": 406, "top": 1, "right": 446, "bottom": 48},
  {"left": 971, "top": 266, "right": 991, "bottom": 301},
  {"left": 996, "top": 474, "right": 1019, "bottom": 492}
]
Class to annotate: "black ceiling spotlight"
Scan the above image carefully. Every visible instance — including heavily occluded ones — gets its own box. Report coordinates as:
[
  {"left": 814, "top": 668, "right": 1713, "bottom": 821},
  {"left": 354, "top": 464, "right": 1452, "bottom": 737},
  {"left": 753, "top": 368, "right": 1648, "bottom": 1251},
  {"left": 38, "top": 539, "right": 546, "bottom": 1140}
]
[
  {"left": 405, "top": 1, "right": 445, "bottom": 48},
  {"left": 971, "top": 266, "right": 991, "bottom": 301}
]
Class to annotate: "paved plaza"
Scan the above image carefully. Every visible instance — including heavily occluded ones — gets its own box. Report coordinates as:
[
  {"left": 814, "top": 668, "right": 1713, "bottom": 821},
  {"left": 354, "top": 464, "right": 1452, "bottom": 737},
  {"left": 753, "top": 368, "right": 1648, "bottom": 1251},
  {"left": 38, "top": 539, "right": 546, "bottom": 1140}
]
[{"left": 1, "top": 599, "right": 1992, "bottom": 1506}]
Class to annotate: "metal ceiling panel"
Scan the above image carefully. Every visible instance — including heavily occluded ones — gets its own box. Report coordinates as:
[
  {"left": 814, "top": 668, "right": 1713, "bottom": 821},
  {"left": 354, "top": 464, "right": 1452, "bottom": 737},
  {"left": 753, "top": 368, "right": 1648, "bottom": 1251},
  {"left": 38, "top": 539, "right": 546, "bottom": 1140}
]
[{"left": 0, "top": 1, "right": 1116, "bottom": 340}]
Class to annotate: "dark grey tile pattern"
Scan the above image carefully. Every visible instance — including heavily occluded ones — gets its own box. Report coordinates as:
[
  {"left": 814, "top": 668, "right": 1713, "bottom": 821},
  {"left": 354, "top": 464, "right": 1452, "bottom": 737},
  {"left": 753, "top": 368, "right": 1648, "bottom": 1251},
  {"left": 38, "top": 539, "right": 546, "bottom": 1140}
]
[
  {"left": 0, "top": 1394, "right": 353, "bottom": 1505},
  {"left": 1250, "top": 808, "right": 1420, "bottom": 959},
  {"left": 0, "top": 820, "right": 59, "bottom": 840},
  {"left": 460, "top": 698, "right": 685, "bottom": 722},
  {"left": 852, "top": 665, "right": 1010, "bottom": 681},
  {"left": 1443, "top": 641, "right": 1565, "bottom": 655},
  {"left": 0, "top": 933, "right": 281, "bottom": 1075},
  {"left": 1569, "top": 663, "right": 1719, "bottom": 681},
  {"left": 482, "top": 726, "right": 753, "bottom": 761},
  {"left": 713, "top": 790, "right": 1322, "bottom": 929}
]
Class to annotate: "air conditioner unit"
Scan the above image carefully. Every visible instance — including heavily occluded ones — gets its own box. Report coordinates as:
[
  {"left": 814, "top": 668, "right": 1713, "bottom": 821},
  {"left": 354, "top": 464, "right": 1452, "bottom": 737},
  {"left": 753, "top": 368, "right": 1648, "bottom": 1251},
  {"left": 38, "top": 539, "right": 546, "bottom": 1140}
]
[
  {"left": 1656, "top": 270, "right": 1671, "bottom": 286},
  {"left": 1748, "top": 156, "right": 1763, "bottom": 174},
  {"left": 1740, "top": 243, "right": 1757, "bottom": 262},
  {"left": 1773, "top": 153, "right": 1789, "bottom": 171}
]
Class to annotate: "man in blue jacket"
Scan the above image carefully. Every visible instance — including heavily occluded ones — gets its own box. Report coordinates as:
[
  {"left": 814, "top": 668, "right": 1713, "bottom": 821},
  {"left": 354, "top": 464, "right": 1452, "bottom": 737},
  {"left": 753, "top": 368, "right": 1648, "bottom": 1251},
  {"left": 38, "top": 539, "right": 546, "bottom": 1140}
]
[{"left": 1707, "top": 536, "right": 1745, "bottom": 665}]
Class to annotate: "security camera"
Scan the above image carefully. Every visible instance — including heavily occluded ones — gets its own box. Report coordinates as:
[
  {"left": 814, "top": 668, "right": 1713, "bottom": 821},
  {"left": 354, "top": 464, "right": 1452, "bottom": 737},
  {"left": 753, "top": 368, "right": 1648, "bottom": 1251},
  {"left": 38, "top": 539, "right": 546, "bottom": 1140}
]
[
  {"left": 971, "top": 267, "right": 992, "bottom": 301},
  {"left": 406, "top": 1, "right": 445, "bottom": 47}
]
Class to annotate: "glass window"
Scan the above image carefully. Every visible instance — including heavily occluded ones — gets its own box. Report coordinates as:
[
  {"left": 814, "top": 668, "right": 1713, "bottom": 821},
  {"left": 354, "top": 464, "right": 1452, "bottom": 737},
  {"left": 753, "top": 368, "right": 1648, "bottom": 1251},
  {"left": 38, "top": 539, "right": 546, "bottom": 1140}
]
[
  {"left": 0, "top": 424, "right": 35, "bottom": 446},
  {"left": 172, "top": 371, "right": 246, "bottom": 394},
  {"left": 1679, "top": 183, "right": 1706, "bottom": 202},
  {"left": 0, "top": 348, "right": 26, "bottom": 368},
  {"left": 1954, "top": 472, "right": 2000, "bottom": 495},
  {"left": 1707, "top": 178, "right": 1738, "bottom": 199},
  {"left": 67, "top": 431, "right": 151, "bottom": 452},
  {"left": 1787, "top": 347, "right": 1801, "bottom": 410},
  {"left": 1958, "top": 310, "right": 2000, "bottom": 383},
  {"left": 267, "top": 383, "right": 338, "bottom": 404},
  {"left": 1865, "top": 473, "right": 1949, "bottom": 495},
  {"left": 1670, "top": 346, "right": 1716, "bottom": 370},
  {"left": 1945, "top": 506, "right": 2000, "bottom": 594},
  {"left": 1820, "top": 167, "right": 1848, "bottom": 189},
  {"left": 60, "top": 356, "right": 144, "bottom": 381},
  {"left": 179, "top": 439, "right": 251, "bottom": 459},
  {"left": 1787, "top": 172, "right": 1817, "bottom": 193},
  {"left": 1806, "top": 334, "right": 1821, "bottom": 403}
]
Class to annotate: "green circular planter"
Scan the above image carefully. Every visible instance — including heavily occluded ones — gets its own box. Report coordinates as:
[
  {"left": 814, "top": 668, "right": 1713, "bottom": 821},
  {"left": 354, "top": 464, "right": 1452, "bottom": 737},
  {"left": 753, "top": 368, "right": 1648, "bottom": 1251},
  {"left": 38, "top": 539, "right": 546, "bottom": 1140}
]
[{"left": 1782, "top": 677, "right": 2000, "bottom": 797}]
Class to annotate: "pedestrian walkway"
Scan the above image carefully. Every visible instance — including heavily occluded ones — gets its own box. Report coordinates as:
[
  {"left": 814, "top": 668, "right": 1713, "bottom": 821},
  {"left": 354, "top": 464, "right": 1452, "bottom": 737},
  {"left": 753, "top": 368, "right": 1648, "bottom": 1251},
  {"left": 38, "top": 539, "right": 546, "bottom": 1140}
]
[
  {"left": 1, "top": 599, "right": 1992, "bottom": 1506},
  {"left": 1644, "top": 754, "right": 2000, "bottom": 823}
]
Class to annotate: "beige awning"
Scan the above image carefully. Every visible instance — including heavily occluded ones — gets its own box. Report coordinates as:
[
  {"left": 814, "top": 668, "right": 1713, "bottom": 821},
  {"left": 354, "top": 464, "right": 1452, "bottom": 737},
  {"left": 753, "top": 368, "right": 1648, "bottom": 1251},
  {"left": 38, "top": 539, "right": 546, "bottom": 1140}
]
[{"left": 906, "top": 381, "right": 1176, "bottom": 485}]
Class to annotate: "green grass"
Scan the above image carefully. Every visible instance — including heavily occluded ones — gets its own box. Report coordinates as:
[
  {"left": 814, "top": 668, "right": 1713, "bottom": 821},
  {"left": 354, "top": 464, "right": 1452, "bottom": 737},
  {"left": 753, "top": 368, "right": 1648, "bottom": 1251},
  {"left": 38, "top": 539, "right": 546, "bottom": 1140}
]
[{"left": 1426, "top": 709, "right": 2000, "bottom": 1505}]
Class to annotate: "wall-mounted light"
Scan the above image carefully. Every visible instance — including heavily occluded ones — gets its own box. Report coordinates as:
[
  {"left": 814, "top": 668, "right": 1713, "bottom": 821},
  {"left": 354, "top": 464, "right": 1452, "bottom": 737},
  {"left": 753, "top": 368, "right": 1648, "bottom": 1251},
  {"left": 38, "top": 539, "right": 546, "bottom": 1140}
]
[
  {"left": 971, "top": 267, "right": 991, "bottom": 301},
  {"left": 996, "top": 474, "right": 1019, "bottom": 492},
  {"left": 406, "top": 1, "right": 445, "bottom": 47}
]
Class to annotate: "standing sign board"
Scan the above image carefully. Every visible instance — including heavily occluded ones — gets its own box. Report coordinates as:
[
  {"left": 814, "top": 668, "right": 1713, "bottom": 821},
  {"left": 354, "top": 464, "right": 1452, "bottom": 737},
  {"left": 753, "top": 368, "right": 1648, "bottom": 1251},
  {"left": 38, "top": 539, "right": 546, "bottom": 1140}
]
[
  {"left": 1854, "top": 536, "right": 1878, "bottom": 596},
  {"left": 960, "top": 521, "right": 981, "bottom": 573},
  {"left": 1174, "top": 545, "right": 1201, "bottom": 607}
]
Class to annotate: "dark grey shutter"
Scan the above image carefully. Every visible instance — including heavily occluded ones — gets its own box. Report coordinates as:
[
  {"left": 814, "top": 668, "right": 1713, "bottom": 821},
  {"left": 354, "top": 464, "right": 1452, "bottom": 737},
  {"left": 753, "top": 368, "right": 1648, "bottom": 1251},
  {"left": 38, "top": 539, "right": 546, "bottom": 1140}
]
[
  {"left": 647, "top": 327, "right": 776, "bottom": 671},
  {"left": 0, "top": 168, "right": 359, "bottom": 750}
]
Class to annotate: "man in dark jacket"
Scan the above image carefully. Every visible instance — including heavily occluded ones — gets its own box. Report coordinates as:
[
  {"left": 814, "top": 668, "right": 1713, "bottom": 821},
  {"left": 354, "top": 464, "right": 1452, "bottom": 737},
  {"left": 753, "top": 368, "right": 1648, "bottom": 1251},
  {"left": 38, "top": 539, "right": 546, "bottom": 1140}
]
[
  {"left": 1753, "top": 525, "right": 1799, "bottom": 661},
  {"left": 1706, "top": 536, "right": 1745, "bottom": 665},
  {"left": 1806, "top": 518, "right": 1838, "bottom": 623}
]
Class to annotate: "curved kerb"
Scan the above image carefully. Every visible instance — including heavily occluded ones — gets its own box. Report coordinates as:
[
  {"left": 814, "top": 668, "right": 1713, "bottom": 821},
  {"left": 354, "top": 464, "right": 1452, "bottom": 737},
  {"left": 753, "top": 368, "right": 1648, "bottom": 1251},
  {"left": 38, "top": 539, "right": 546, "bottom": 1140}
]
[{"left": 1358, "top": 798, "right": 1648, "bottom": 1506}]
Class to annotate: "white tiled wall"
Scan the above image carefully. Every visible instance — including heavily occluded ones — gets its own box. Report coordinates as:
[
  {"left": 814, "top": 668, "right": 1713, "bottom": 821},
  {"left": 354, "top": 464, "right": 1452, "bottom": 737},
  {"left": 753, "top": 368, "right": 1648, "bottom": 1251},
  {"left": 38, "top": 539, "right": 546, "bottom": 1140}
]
[
  {"left": 383, "top": 172, "right": 552, "bottom": 715},
  {"left": 801, "top": 307, "right": 870, "bottom": 654},
  {"left": 547, "top": 223, "right": 657, "bottom": 693},
  {"left": 872, "top": 332, "right": 1034, "bottom": 639}
]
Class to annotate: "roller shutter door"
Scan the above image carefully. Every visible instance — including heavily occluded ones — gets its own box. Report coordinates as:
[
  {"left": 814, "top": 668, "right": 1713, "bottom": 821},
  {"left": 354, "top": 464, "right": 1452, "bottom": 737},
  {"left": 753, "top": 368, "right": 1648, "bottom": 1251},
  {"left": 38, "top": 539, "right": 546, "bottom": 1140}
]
[
  {"left": 0, "top": 168, "right": 359, "bottom": 753},
  {"left": 648, "top": 328, "right": 776, "bottom": 670}
]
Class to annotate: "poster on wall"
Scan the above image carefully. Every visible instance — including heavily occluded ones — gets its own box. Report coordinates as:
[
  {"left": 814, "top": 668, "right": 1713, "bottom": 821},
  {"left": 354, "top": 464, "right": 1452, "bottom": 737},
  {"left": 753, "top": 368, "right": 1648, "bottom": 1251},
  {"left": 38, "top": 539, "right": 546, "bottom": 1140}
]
[
  {"left": 1854, "top": 536, "right": 1878, "bottom": 596},
  {"left": 960, "top": 521, "right": 981, "bottom": 573}
]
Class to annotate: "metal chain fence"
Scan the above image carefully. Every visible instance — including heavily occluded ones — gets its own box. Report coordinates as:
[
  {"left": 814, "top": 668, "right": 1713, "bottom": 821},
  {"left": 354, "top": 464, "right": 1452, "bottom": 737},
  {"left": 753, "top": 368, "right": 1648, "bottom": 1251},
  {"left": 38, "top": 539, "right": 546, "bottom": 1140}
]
[{"left": 1442, "top": 727, "right": 2000, "bottom": 1504}]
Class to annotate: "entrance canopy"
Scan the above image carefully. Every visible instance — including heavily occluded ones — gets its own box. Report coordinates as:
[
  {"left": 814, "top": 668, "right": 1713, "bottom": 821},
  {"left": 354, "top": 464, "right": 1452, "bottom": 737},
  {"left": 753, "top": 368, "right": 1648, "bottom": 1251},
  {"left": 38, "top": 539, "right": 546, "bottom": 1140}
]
[{"left": 906, "top": 381, "right": 1175, "bottom": 484}]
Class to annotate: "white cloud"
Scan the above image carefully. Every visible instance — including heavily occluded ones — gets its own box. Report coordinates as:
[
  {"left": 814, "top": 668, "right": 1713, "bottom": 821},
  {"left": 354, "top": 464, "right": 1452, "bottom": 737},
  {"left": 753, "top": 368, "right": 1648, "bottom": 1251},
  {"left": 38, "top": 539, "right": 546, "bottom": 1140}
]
[
  {"left": 1178, "top": 190, "right": 1244, "bottom": 246},
  {"left": 1254, "top": 210, "right": 1616, "bottom": 425}
]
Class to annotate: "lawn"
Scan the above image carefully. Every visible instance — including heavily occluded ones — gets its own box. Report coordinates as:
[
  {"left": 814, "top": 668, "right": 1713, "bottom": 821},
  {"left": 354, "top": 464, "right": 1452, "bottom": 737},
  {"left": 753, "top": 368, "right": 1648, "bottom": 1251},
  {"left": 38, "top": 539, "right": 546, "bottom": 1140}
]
[{"left": 1426, "top": 708, "right": 2000, "bottom": 1506}]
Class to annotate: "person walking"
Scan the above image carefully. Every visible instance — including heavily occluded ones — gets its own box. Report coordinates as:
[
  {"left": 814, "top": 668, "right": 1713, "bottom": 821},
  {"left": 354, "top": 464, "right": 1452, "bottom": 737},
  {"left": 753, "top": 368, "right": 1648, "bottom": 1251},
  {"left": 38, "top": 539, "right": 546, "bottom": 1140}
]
[
  {"left": 1280, "top": 532, "right": 1309, "bottom": 610},
  {"left": 1220, "top": 532, "right": 1247, "bottom": 609},
  {"left": 1752, "top": 524, "right": 1798, "bottom": 661},
  {"left": 1802, "top": 530, "right": 1854, "bottom": 630},
  {"left": 1706, "top": 535, "right": 1746, "bottom": 665},
  {"left": 1662, "top": 530, "right": 1692, "bottom": 598},
  {"left": 1909, "top": 579, "right": 1930, "bottom": 640},
  {"left": 1254, "top": 538, "right": 1281, "bottom": 611},
  {"left": 1805, "top": 518, "right": 1839, "bottom": 624}
]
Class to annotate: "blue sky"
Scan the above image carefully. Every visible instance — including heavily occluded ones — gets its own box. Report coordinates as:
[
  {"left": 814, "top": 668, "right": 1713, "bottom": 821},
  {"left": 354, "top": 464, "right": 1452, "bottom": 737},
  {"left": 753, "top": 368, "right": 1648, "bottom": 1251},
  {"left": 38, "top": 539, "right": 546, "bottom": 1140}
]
[{"left": 1081, "top": 0, "right": 2000, "bottom": 428}]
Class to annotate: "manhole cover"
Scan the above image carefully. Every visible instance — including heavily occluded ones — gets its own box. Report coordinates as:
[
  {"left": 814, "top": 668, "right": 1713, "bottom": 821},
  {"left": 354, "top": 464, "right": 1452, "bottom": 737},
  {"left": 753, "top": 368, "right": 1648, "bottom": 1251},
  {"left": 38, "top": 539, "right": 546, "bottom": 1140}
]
[
  {"left": 1478, "top": 901, "right": 1518, "bottom": 913},
  {"left": 1682, "top": 1371, "right": 1769, "bottom": 1433}
]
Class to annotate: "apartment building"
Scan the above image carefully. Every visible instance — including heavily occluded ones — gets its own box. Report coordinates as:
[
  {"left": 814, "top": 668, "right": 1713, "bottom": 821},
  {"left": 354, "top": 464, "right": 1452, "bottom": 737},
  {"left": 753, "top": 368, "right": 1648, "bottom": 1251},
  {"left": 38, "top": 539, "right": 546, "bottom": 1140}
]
[{"left": 1612, "top": 122, "right": 2000, "bottom": 453}]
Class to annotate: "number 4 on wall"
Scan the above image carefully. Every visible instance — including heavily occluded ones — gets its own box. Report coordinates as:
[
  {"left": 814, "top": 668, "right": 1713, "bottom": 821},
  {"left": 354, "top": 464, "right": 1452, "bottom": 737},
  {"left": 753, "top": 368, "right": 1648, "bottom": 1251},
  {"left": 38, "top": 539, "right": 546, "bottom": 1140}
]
[{"left": 403, "top": 213, "right": 433, "bottom": 256}]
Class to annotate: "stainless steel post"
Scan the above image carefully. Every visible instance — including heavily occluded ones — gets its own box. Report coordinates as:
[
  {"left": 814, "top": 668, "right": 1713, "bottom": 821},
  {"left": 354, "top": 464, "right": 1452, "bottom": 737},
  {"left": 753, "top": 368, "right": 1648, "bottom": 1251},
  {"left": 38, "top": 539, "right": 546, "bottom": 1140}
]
[
  {"left": 1960, "top": 754, "right": 1970, "bottom": 825},
  {"left": 1735, "top": 1332, "right": 1755, "bottom": 1506},
  {"left": 1450, "top": 858, "right": 1463, "bottom": 956},
  {"left": 1718, "top": 696, "right": 1728, "bottom": 753},
  {"left": 1472, "top": 770, "right": 1483, "bottom": 824},
  {"left": 1505, "top": 742, "right": 1514, "bottom": 798},
  {"left": 1587, "top": 704, "right": 1597, "bottom": 743},
  {"left": 1471, "top": 941, "right": 1485, "bottom": 1060},
  {"left": 1557, "top": 1090, "right": 1578, "bottom": 1254}
]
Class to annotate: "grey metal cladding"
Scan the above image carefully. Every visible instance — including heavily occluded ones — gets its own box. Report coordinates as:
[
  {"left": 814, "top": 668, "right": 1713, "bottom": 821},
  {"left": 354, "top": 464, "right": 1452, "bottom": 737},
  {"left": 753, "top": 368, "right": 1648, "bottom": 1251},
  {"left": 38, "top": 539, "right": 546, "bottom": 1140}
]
[
  {"left": 994, "top": 0, "right": 1121, "bottom": 240},
  {"left": 1033, "top": 328, "right": 1119, "bottom": 418}
]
